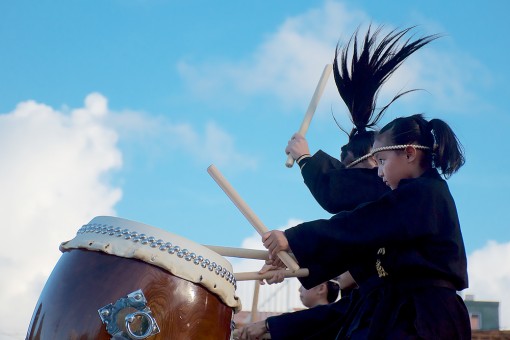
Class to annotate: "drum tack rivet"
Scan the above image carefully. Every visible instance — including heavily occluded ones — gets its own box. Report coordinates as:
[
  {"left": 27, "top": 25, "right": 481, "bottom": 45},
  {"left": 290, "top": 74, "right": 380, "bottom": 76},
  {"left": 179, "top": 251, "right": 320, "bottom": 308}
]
[{"left": 75, "top": 223, "right": 239, "bottom": 291}]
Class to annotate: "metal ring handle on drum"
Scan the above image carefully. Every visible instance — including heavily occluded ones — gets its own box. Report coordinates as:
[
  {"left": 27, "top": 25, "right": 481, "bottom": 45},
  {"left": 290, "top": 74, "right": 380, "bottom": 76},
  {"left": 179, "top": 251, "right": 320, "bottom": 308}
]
[{"left": 125, "top": 311, "right": 156, "bottom": 340}]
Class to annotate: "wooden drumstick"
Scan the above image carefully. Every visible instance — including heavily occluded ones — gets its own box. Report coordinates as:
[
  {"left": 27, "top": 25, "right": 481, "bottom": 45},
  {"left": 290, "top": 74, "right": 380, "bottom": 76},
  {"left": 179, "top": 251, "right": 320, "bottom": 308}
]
[
  {"left": 286, "top": 64, "right": 333, "bottom": 168},
  {"left": 235, "top": 268, "right": 309, "bottom": 281},
  {"left": 250, "top": 280, "right": 261, "bottom": 322},
  {"left": 207, "top": 164, "right": 300, "bottom": 272},
  {"left": 203, "top": 245, "right": 269, "bottom": 260}
]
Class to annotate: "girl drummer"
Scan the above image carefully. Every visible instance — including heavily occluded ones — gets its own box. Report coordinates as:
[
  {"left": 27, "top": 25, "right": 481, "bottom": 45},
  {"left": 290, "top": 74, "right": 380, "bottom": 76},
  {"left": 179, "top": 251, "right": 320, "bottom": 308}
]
[{"left": 263, "top": 114, "right": 471, "bottom": 339}]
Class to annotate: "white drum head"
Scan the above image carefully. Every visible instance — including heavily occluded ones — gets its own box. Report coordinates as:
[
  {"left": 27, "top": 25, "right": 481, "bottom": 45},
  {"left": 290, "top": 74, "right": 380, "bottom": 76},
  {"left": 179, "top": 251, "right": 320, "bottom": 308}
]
[{"left": 60, "top": 216, "right": 241, "bottom": 311}]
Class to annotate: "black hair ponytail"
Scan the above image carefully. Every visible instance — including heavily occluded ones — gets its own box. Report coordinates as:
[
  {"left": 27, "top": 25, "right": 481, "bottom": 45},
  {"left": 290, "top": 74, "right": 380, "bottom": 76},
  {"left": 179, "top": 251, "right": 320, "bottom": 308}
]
[
  {"left": 428, "top": 119, "right": 465, "bottom": 177},
  {"left": 333, "top": 25, "right": 440, "bottom": 163}
]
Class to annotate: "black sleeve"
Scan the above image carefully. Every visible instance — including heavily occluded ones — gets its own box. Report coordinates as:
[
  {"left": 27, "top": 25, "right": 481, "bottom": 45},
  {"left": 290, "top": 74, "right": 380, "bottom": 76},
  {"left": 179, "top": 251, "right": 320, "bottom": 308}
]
[
  {"left": 286, "top": 178, "right": 449, "bottom": 288},
  {"left": 267, "top": 297, "right": 351, "bottom": 340},
  {"left": 301, "top": 150, "right": 389, "bottom": 213}
]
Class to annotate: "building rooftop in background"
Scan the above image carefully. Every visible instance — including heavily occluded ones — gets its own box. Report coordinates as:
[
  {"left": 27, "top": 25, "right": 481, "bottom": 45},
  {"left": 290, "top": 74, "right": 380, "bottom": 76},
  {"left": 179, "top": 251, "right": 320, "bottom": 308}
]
[{"left": 465, "top": 295, "right": 500, "bottom": 331}]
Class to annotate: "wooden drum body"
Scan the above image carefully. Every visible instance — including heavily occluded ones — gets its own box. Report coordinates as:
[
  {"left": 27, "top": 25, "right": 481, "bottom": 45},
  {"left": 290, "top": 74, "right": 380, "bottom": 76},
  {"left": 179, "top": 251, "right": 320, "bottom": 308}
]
[{"left": 26, "top": 216, "right": 241, "bottom": 340}]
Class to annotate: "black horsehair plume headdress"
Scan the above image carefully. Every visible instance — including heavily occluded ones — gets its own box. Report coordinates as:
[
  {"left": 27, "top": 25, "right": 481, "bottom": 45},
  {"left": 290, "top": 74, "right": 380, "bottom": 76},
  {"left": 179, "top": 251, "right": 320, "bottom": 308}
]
[{"left": 333, "top": 25, "right": 440, "bottom": 167}]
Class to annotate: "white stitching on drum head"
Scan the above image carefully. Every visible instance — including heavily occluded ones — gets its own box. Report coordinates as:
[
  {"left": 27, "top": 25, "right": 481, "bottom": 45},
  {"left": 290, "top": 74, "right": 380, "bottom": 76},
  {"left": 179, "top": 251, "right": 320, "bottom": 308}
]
[{"left": 78, "top": 223, "right": 237, "bottom": 289}]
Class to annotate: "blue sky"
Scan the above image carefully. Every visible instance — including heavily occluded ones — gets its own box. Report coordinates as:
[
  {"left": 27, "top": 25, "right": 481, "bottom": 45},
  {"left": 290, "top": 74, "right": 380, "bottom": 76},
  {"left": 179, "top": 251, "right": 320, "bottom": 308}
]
[{"left": 1, "top": 1, "right": 510, "bottom": 337}]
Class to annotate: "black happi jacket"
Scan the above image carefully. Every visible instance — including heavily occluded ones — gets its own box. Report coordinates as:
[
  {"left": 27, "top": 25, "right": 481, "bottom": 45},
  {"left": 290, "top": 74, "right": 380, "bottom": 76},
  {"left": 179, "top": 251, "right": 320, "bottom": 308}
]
[
  {"left": 301, "top": 150, "right": 389, "bottom": 213},
  {"left": 285, "top": 168, "right": 470, "bottom": 339},
  {"left": 266, "top": 151, "right": 390, "bottom": 340}
]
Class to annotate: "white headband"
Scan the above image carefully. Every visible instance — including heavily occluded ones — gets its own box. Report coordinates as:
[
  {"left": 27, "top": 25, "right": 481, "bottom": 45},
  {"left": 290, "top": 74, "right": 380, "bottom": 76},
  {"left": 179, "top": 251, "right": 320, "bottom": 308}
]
[{"left": 346, "top": 144, "right": 431, "bottom": 168}]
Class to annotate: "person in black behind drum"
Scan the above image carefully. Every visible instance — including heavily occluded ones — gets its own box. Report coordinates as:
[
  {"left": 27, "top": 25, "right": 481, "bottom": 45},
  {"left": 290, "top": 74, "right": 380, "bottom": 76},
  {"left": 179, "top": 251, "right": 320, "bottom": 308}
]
[{"left": 237, "top": 279, "right": 340, "bottom": 339}]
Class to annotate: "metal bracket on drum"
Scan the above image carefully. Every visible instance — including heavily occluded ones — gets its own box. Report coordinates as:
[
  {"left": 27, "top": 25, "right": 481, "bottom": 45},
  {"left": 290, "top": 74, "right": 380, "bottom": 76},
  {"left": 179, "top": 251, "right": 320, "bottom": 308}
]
[{"left": 98, "top": 289, "right": 160, "bottom": 340}]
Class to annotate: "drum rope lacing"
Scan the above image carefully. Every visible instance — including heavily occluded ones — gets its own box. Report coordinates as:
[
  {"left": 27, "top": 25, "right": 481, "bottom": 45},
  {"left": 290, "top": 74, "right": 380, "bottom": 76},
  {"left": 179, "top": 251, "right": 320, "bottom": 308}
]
[{"left": 78, "top": 223, "right": 237, "bottom": 289}]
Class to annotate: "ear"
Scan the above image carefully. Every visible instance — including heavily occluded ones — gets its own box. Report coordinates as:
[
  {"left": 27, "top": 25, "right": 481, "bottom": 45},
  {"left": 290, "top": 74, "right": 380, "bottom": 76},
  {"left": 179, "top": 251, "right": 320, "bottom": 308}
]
[
  {"left": 316, "top": 283, "right": 327, "bottom": 295},
  {"left": 404, "top": 145, "right": 418, "bottom": 162}
]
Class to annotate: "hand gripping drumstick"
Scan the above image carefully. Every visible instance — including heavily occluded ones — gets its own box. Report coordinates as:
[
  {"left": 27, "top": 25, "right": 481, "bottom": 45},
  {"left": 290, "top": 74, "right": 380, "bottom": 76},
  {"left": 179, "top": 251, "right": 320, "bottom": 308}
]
[
  {"left": 286, "top": 64, "right": 333, "bottom": 168},
  {"left": 207, "top": 164, "right": 300, "bottom": 272}
]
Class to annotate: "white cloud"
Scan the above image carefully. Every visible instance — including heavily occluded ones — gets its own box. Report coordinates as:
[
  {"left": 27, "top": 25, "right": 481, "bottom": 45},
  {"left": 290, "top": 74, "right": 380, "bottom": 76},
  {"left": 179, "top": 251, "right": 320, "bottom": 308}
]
[
  {"left": 177, "top": 0, "right": 484, "bottom": 123},
  {"left": 465, "top": 241, "right": 510, "bottom": 330},
  {"left": 177, "top": 1, "right": 368, "bottom": 112},
  {"left": 107, "top": 110, "right": 257, "bottom": 170},
  {"left": 0, "top": 92, "right": 256, "bottom": 338},
  {"left": 201, "top": 122, "right": 257, "bottom": 169},
  {"left": 0, "top": 93, "right": 122, "bottom": 338}
]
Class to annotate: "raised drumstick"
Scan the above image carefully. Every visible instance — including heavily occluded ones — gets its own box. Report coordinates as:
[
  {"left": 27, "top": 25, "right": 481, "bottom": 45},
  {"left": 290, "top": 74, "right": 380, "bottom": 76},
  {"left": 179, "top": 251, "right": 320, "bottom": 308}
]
[
  {"left": 207, "top": 164, "right": 300, "bottom": 272},
  {"left": 286, "top": 64, "right": 333, "bottom": 168}
]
